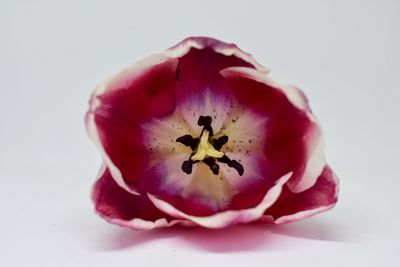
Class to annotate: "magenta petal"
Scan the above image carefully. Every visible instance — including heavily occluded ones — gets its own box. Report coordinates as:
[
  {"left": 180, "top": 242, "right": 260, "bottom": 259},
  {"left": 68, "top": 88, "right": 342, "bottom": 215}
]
[
  {"left": 171, "top": 40, "right": 257, "bottom": 104},
  {"left": 92, "top": 164, "right": 192, "bottom": 230},
  {"left": 263, "top": 165, "right": 339, "bottom": 224},
  {"left": 86, "top": 55, "right": 179, "bottom": 192},
  {"left": 220, "top": 67, "right": 326, "bottom": 193}
]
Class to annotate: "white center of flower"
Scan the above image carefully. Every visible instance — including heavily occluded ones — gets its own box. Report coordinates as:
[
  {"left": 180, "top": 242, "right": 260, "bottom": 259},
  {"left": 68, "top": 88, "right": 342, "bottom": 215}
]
[{"left": 190, "top": 130, "right": 224, "bottom": 161}]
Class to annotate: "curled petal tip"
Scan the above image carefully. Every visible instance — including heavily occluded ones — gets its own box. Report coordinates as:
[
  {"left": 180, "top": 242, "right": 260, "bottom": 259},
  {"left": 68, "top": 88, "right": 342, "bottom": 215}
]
[
  {"left": 265, "top": 165, "right": 339, "bottom": 224},
  {"left": 165, "top": 36, "right": 270, "bottom": 73}
]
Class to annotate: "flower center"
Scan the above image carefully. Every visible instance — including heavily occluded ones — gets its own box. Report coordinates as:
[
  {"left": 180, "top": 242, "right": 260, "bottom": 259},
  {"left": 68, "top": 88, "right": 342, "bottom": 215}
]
[
  {"left": 191, "top": 130, "right": 223, "bottom": 161},
  {"left": 176, "top": 115, "right": 244, "bottom": 176}
]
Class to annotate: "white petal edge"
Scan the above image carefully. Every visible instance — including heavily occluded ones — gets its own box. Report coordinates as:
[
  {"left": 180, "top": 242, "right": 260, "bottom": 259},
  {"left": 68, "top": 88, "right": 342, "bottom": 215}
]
[
  {"left": 86, "top": 113, "right": 139, "bottom": 195},
  {"left": 91, "top": 163, "right": 194, "bottom": 230},
  {"left": 220, "top": 66, "right": 327, "bottom": 193},
  {"left": 261, "top": 169, "right": 339, "bottom": 224},
  {"left": 101, "top": 217, "right": 195, "bottom": 231},
  {"left": 148, "top": 172, "right": 292, "bottom": 229},
  {"left": 86, "top": 54, "right": 179, "bottom": 195},
  {"left": 220, "top": 66, "right": 310, "bottom": 114},
  {"left": 164, "top": 37, "right": 270, "bottom": 73},
  {"left": 293, "top": 132, "right": 326, "bottom": 193},
  {"left": 90, "top": 53, "right": 177, "bottom": 109}
]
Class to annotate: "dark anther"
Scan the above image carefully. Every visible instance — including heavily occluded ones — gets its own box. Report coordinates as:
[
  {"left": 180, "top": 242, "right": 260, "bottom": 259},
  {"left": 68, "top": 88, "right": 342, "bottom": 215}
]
[
  {"left": 219, "top": 155, "right": 244, "bottom": 176},
  {"left": 198, "top": 115, "right": 213, "bottom": 135},
  {"left": 212, "top": 135, "right": 229, "bottom": 150},
  {"left": 218, "top": 155, "right": 230, "bottom": 164},
  {"left": 228, "top": 160, "right": 244, "bottom": 176},
  {"left": 181, "top": 159, "right": 194, "bottom": 174},
  {"left": 203, "top": 157, "right": 220, "bottom": 175},
  {"left": 197, "top": 115, "right": 212, "bottom": 127},
  {"left": 176, "top": 135, "right": 199, "bottom": 150}
]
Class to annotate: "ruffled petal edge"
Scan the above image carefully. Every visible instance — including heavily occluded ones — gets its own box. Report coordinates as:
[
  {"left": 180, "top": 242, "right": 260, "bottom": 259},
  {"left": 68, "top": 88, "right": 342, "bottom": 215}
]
[
  {"left": 148, "top": 172, "right": 292, "bottom": 229},
  {"left": 164, "top": 36, "right": 270, "bottom": 73},
  {"left": 92, "top": 163, "right": 193, "bottom": 230},
  {"left": 262, "top": 165, "right": 339, "bottom": 224}
]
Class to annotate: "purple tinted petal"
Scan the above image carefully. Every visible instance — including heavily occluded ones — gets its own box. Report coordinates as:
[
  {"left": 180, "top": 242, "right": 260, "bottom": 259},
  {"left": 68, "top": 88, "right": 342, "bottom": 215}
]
[
  {"left": 148, "top": 172, "right": 292, "bottom": 228},
  {"left": 86, "top": 55, "right": 179, "bottom": 190},
  {"left": 92, "top": 165, "right": 192, "bottom": 230}
]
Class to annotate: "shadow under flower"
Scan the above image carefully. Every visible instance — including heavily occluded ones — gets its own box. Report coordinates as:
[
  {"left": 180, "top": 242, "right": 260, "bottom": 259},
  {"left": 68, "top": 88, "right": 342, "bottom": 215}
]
[
  {"left": 266, "top": 218, "right": 356, "bottom": 242},
  {"left": 92, "top": 217, "right": 355, "bottom": 253}
]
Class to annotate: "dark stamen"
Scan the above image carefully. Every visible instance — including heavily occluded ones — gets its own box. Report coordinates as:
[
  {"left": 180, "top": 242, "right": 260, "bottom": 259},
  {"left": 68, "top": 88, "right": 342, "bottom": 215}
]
[
  {"left": 203, "top": 157, "right": 220, "bottom": 175},
  {"left": 212, "top": 135, "right": 228, "bottom": 150},
  {"left": 198, "top": 115, "right": 213, "bottom": 135},
  {"left": 229, "top": 160, "right": 244, "bottom": 176},
  {"left": 219, "top": 155, "right": 244, "bottom": 176},
  {"left": 197, "top": 115, "right": 212, "bottom": 127},
  {"left": 176, "top": 135, "right": 199, "bottom": 150},
  {"left": 181, "top": 159, "right": 195, "bottom": 174}
]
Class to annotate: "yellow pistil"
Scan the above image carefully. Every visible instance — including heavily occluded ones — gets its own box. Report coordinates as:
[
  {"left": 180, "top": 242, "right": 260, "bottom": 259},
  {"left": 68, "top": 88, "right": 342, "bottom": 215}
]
[{"left": 191, "top": 130, "right": 224, "bottom": 161}]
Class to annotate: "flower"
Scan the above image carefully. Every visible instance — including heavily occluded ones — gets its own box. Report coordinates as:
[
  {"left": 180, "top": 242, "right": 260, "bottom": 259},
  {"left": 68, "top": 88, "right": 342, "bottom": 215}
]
[{"left": 86, "top": 37, "right": 339, "bottom": 230}]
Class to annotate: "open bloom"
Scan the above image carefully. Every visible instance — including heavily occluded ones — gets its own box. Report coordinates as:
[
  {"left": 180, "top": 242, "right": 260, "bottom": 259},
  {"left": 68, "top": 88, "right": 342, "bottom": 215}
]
[{"left": 86, "top": 37, "right": 339, "bottom": 229}]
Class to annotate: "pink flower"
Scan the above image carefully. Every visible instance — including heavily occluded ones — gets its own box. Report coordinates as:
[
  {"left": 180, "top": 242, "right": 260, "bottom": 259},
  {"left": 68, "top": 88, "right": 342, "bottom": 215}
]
[{"left": 86, "top": 37, "right": 339, "bottom": 229}]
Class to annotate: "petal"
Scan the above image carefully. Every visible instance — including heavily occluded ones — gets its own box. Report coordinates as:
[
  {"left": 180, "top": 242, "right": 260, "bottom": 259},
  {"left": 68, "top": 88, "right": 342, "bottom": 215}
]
[
  {"left": 263, "top": 165, "right": 339, "bottom": 224},
  {"left": 165, "top": 36, "right": 270, "bottom": 73},
  {"left": 92, "top": 164, "right": 192, "bottom": 230},
  {"left": 165, "top": 37, "right": 265, "bottom": 117},
  {"left": 148, "top": 172, "right": 292, "bottom": 229},
  {"left": 86, "top": 54, "right": 179, "bottom": 192},
  {"left": 220, "top": 67, "right": 326, "bottom": 193}
]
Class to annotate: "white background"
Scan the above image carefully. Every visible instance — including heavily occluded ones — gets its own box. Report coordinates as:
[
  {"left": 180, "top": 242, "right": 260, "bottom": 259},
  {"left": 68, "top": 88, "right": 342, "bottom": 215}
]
[{"left": 1, "top": 0, "right": 399, "bottom": 266}]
